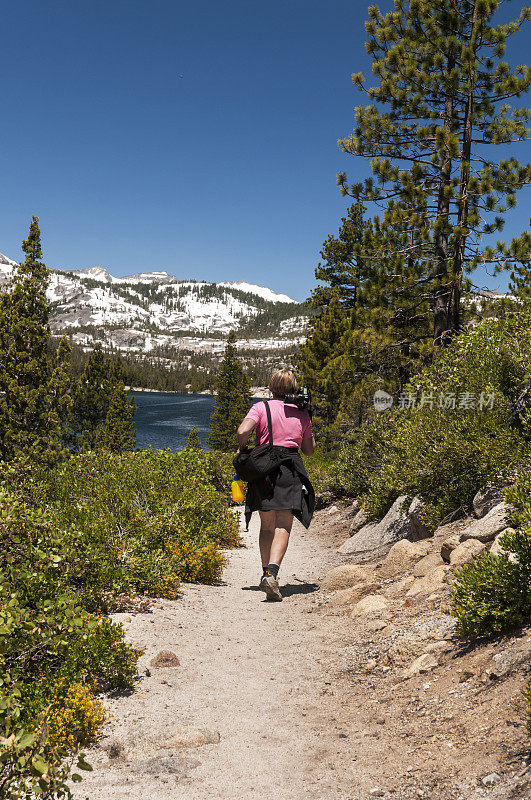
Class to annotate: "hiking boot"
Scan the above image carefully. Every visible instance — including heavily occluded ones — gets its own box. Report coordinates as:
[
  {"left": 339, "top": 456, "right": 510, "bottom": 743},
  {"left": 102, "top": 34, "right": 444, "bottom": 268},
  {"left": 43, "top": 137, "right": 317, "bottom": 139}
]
[{"left": 259, "top": 574, "right": 283, "bottom": 602}]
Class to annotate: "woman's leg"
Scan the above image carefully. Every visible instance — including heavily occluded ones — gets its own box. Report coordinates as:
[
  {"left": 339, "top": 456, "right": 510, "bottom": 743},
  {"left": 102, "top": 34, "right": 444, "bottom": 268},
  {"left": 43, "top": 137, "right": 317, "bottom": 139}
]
[
  {"left": 258, "top": 510, "right": 276, "bottom": 568},
  {"left": 269, "top": 509, "right": 294, "bottom": 566}
]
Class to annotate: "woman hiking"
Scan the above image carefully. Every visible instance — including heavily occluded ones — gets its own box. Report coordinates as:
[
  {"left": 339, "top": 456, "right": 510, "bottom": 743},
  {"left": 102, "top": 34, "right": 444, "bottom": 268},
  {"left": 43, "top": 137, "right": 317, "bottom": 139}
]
[{"left": 236, "top": 369, "right": 316, "bottom": 601}]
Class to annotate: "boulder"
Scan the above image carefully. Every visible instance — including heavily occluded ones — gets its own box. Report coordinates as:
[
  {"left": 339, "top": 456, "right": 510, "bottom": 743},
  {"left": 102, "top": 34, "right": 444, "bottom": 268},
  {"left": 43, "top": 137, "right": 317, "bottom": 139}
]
[
  {"left": 459, "top": 502, "right": 513, "bottom": 543},
  {"left": 408, "top": 496, "right": 432, "bottom": 541},
  {"left": 327, "top": 582, "right": 380, "bottom": 607},
  {"left": 449, "top": 539, "right": 486, "bottom": 566},
  {"left": 339, "top": 496, "right": 411, "bottom": 557},
  {"left": 406, "top": 566, "right": 449, "bottom": 597},
  {"left": 490, "top": 527, "right": 515, "bottom": 557},
  {"left": 349, "top": 507, "right": 370, "bottom": 535},
  {"left": 401, "top": 653, "right": 438, "bottom": 679},
  {"left": 379, "top": 539, "right": 431, "bottom": 579},
  {"left": 350, "top": 594, "right": 389, "bottom": 617},
  {"left": 440, "top": 535, "right": 462, "bottom": 563},
  {"left": 472, "top": 484, "right": 502, "bottom": 519},
  {"left": 413, "top": 553, "right": 444, "bottom": 577},
  {"left": 320, "top": 564, "right": 373, "bottom": 592}
]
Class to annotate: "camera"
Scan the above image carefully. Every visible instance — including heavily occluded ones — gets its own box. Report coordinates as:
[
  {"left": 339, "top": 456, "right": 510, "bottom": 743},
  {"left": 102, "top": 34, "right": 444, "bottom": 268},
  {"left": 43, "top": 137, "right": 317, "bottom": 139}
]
[{"left": 284, "top": 386, "right": 312, "bottom": 413}]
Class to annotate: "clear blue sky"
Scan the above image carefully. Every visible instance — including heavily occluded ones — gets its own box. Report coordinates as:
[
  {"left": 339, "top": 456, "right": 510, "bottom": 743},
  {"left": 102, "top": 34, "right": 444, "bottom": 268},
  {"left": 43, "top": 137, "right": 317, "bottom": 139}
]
[{"left": 1, "top": 0, "right": 529, "bottom": 302}]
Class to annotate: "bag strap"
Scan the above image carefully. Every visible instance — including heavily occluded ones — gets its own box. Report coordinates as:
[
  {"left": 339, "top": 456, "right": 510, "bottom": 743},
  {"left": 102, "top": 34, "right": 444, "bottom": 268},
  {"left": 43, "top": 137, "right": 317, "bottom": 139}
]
[{"left": 263, "top": 400, "right": 273, "bottom": 446}]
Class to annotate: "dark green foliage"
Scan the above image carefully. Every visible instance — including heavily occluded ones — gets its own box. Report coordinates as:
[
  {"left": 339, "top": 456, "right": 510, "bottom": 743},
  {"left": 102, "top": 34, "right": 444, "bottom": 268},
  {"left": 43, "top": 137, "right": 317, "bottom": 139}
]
[
  {"left": 0, "top": 217, "right": 63, "bottom": 466},
  {"left": 185, "top": 426, "right": 202, "bottom": 449},
  {"left": 450, "top": 468, "right": 531, "bottom": 637},
  {"left": 299, "top": 202, "right": 433, "bottom": 434},
  {"left": 96, "top": 381, "right": 136, "bottom": 452},
  {"left": 339, "top": 0, "right": 531, "bottom": 344},
  {"left": 207, "top": 332, "right": 252, "bottom": 451},
  {"left": 71, "top": 345, "right": 126, "bottom": 451},
  {"left": 333, "top": 309, "right": 531, "bottom": 525}
]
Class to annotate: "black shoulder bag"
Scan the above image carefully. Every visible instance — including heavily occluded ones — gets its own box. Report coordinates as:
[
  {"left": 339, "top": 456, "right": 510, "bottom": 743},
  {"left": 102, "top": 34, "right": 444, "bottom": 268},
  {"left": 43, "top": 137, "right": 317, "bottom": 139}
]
[{"left": 233, "top": 400, "right": 282, "bottom": 483}]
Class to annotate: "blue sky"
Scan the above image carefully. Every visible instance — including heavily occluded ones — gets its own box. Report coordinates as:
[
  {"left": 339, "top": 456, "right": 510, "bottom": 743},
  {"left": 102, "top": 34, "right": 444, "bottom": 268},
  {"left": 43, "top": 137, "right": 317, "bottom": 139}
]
[{"left": 1, "top": 0, "right": 529, "bottom": 302}]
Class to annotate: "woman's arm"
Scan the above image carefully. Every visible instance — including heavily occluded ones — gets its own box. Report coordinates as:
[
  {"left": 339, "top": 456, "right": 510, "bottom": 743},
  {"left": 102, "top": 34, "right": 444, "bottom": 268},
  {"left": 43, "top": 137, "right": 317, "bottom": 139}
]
[
  {"left": 300, "top": 435, "right": 316, "bottom": 457},
  {"left": 237, "top": 417, "right": 256, "bottom": 449}
]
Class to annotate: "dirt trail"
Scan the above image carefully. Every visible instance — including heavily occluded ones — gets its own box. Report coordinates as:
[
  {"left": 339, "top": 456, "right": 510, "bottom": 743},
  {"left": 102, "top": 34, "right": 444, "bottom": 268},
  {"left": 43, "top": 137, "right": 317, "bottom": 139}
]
[
  {"left": 76, "top": 511, "right": 369, "bottom": 800},
  {"left": 75, "top": 506, "right": 531, "bottom": 800}
]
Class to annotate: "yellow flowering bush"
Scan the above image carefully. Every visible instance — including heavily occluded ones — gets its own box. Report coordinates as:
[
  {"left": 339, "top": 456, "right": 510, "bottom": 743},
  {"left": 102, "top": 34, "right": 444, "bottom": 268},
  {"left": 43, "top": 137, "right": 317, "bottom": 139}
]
[{"left": 45, "top": 679, "right": 107, "bottom": 751}]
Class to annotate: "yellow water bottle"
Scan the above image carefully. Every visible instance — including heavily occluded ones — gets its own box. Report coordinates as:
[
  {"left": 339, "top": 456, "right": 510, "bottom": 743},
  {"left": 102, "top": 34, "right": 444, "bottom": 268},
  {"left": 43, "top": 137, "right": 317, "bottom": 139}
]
[{"left": 231, "top": 476, "right": 245, "bottom": 503}]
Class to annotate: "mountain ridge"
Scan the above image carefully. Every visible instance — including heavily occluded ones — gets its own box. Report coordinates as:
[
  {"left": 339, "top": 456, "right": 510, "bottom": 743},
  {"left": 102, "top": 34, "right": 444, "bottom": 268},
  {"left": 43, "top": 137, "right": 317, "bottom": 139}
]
[{"left": 0, "top": 252, "right": 307, "bottom": 355}]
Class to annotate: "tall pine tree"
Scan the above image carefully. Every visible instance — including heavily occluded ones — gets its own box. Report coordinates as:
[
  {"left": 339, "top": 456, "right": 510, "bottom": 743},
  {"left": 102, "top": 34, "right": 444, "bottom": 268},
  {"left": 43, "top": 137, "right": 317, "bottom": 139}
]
[
  {"left": 0, "top": 216, "right": 62, "bottom": 464},
  {"left": 71, "top": 345, "right": 127, "bottom": 450},
  {"left": 338, "top": 0, "right": 530, "bottom": 346},
  {"left": 207, "top": 332, "right": 252, "bottom": 451}
]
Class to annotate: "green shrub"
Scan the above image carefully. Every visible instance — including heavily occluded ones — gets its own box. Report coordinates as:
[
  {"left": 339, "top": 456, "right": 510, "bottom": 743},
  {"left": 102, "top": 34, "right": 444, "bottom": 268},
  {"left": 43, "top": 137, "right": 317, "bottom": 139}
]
[
  {"left": 449, "top": 469, "right": 531, "bottom": 637},
  {"left": 34, "top": 448, "right": 239, "bottom": 606},
  {"left": 334, "top": 406, "right": 524, "bottom": 527},
  {"left": 333, "top": 311, "right": 531, "bottom": 526}
]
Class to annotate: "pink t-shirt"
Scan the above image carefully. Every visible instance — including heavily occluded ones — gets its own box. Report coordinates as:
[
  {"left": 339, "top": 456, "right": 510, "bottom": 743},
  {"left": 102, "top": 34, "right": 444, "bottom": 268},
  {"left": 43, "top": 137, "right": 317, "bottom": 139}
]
[{"left": 244, "top": 399, "right": 313, "bottom": 449}]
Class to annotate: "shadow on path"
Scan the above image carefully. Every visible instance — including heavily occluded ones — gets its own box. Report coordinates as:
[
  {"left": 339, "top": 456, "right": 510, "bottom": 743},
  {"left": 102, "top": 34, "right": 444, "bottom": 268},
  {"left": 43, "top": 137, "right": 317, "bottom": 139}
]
[{"left": 241, "top": 582, "right": 319, "bottom": 598}]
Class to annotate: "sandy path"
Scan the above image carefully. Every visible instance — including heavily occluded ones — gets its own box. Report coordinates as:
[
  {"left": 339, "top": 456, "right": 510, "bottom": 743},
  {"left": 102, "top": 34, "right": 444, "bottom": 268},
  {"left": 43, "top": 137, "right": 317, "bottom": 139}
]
[{"left": 76, "top": 511, "right": 362, "bottom": 800}]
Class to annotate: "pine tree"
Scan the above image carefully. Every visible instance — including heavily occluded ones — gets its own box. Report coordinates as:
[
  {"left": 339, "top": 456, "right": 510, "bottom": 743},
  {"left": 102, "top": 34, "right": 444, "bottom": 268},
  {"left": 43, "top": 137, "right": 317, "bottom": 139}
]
[
  {"left": 97, "top": 381, "right": 136, "bottom": 452},
  {"left": 0, "top": 216, "right": 62, "bottom": 464},
  {"left": 48, "top": 335, "right": 75, "bottom": 453},
  {"left": 185, "top": 426, "right": 202, "bottom": 449},
  {"left": 207, "top": 332, "right": 252, "bottom": 451},
  {"left": 338, "top": 0, "right": 530, "bottom": 347},
  {"left": 297, "top": 295, "right": 350, "bottom": 427},
  {"left": 71, "top": 345, "right": 125, "bottom": 450}
]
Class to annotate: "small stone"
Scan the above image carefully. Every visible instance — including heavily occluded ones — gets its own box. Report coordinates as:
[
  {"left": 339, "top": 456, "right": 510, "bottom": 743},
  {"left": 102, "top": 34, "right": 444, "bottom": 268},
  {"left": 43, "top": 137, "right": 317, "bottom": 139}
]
[
  {"left": 459, "top": 670, "right": 474, "bottom": 682},
  {"left": 481, "top": 773, "right": 501, "bottom": 786},
  {"left": 401, "top": 653, "right": 438, "bottom": 679},
  {"left": 145, "top": 668, "right": 151, "bottom": 677},
  {"left": 124, "top": 616, "right": 132, "bottom": 623},
  {"left": 375, "top": 717, "right": 386, "bottom": 725},
  {"left": 350, "top": 594, "right": 389, "bottom": 617},
  {"left": 150, "top": 650, "right": 181, "bottom": 668},
  {"left": 338, "top": 732, "right": 349, "bottom": 738},
  {"left": 366, "top": 658, "right": 377, "bottom": 670},
  {"left": 327, "top": 505, "right": 340, "bottom": 515},
  {"left": 365, "top": 619, "right": 387, "bottom": 632}
]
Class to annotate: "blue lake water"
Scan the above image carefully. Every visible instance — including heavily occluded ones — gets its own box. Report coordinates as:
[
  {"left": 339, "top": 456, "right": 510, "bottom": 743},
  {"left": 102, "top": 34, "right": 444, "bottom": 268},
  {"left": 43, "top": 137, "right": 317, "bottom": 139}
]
[{"left": 131, "top": 391, "right": 216, "bottom": 451}]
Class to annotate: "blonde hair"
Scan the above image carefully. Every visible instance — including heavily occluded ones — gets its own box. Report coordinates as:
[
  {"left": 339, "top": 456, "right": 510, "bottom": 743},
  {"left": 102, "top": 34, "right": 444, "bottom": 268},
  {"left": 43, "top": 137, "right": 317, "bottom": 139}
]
[{"left": 269, "top": 369, "right": 298, "bottom": 398}]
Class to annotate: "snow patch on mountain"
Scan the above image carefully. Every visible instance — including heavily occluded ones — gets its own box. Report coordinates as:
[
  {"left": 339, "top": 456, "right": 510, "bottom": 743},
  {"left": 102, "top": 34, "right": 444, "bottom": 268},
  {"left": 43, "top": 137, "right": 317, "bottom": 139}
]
[
  {"left": 218, "top": 281, "right": 297, "bottom": 304},
  {"left": 0, "top": 253, "right": 306, "bottom": 354}
]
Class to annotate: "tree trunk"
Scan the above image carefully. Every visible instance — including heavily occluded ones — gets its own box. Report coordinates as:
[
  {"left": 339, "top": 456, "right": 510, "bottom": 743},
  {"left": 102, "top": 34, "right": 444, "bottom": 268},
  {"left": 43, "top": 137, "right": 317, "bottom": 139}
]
[{"left": 433, "top": 55, "right": 455, "bottom": 349}]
